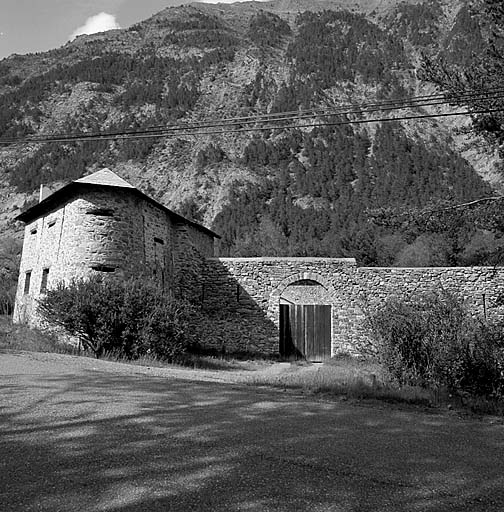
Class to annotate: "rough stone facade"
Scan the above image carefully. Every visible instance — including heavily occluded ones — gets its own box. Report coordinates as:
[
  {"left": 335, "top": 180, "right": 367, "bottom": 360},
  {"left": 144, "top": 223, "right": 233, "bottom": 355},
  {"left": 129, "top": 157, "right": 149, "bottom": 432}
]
[
  {"left": 199, "top": 258, "right": 504, "bottom": 357},
  {"left": 13, "top": 170, "right": 217, "bottom": 323},
  {"left": 14, "top": 170, "right": 504, "bottom": 360}
]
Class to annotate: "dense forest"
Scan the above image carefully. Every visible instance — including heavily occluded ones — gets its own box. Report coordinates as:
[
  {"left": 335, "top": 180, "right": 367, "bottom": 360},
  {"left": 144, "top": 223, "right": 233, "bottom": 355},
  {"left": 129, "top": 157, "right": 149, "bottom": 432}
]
[
  {"left": 1, "top": 0, "right": 502, "bottom": 266},
  {"left": 213, "top": 121, "right": 492, "bottom": 265}
]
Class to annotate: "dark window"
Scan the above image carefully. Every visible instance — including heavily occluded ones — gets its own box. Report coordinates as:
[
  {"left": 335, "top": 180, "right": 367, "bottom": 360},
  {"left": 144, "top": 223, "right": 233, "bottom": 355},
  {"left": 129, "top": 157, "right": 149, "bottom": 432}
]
[
  {"left": 91, "top": 266, "right": 116, "bottom": 273},
  {"left": 30, "top": 227, "right": 37, "bottom": 235},
  {"left": 86, "top": 208, "right": 114, "bottom": 217},
  {"left": 154, "top": 237, "right": 165, "bottom": 245},
  {"left": 24, "top": 271, "right": 32, "bottom": 295},
  {"left": 47, "top": 219, "right": 56, "bottom": 228},
  {"left": 40, "top": 268, "right": 49, "bottom": 293}
]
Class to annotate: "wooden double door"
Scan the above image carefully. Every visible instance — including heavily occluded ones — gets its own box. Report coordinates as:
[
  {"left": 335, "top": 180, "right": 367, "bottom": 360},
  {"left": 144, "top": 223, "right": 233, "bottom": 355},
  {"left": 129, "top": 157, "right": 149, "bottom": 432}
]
[{"left": 279, "top": 304, "right": 331, "bottom": 362}]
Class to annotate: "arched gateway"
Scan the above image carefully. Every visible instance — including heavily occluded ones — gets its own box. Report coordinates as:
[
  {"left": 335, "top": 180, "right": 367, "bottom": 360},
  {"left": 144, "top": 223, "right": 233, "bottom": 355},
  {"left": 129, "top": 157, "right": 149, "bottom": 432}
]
[{"left": 271, "top": 272, "right": 335, "bottom": 361}]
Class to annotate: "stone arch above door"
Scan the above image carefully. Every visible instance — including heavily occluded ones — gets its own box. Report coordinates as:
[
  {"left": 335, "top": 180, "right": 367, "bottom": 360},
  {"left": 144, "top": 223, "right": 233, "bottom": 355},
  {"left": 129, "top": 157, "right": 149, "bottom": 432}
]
[
  {"left": 268, "top": 271, "right": 338, "bottom": 326},
  {"left": 280, "top": 279, "right": 333, "bottom": 305},
  {"left": 270, "top": 272, "right": 336, "bottom": 304}
]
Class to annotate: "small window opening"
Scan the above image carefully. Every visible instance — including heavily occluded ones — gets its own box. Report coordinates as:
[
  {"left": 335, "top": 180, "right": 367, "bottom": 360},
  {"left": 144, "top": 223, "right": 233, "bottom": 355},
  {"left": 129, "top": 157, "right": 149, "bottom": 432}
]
[
  {"left": 154, "top": 237, "right": 165, "bottom": 245},
  {"left": 30, "top": 227, "right": 37, "bottom": 235},
  {"left": 24, "top": 271, "right": 32, "bottom": 295},
  {"left": 91, "top": 265, "right": 116, "bottom": 273},
  {"left": 40, "top": 268, "right": 49, "bottom": 293},
  {"left": 47, "top": 219, "right": 56, "bottom": 228},
  {"left": 86, "top": 208, "right": 114, "bottom": 217}
]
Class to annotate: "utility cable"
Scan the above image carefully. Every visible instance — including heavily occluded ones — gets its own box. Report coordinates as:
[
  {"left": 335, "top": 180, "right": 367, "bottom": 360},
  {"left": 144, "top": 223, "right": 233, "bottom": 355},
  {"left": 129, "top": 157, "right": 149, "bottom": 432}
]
[
  {"left": 2, "top": 107, "right": 503, "bottom": 145},
  {"left": 1, "top": 89, "right": 504, "bottom": 145},
  {"left": 104, "top": 88, "right": 504, "bottom": 134},
  {"left": 145, "top": 87, "right": 504, "bottom": 129}
]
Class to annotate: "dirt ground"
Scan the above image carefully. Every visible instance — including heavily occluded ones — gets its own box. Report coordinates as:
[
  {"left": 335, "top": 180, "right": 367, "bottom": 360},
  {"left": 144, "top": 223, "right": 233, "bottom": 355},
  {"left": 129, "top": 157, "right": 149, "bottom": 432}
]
[{"left": 1, "top": 350, "right": 504, "bottom": 512}]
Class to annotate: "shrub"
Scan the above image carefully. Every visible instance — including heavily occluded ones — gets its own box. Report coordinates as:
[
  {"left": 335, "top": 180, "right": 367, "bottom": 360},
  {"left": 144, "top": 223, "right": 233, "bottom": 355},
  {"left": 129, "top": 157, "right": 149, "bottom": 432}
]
[
  {"left": 461, "top": 321, "right": 504, "bottom": 397},
  {"left": 367, "top": 290, "right": 504, "bottom": 397},
  {"left": 38, "top": 275, "right": 195, "bottom": 361}
]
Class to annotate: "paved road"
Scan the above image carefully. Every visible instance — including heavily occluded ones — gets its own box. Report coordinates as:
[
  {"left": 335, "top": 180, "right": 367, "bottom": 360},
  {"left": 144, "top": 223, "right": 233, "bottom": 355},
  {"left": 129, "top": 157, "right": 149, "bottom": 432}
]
[{"left": 1, "top": 351, "right": 504, "bottom": 512}]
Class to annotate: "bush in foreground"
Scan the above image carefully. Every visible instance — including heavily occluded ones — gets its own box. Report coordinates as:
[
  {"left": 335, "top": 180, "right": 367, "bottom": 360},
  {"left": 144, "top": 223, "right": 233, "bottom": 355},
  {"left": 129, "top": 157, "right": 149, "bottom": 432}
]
[
  {"left": 38, "top": 276, "right": 195, "bottom": 361},
  {"left": 366, "top": 290, "right": 504, "bottom": 398}
]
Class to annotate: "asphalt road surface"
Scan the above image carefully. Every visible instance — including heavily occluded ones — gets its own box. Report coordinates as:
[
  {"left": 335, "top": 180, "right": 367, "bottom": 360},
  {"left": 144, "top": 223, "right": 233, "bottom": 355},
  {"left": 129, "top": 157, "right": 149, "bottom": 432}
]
[{"left": 1, "top": 351, "right": 504, "bottom": 512}]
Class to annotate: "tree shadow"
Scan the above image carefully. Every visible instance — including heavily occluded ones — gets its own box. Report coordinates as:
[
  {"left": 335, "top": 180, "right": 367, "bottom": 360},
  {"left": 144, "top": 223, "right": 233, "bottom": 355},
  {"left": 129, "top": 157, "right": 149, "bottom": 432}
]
[
  {"left": 2, "top": 363, "right": 504, "bottom": 512},
  {"left": 200, "top": 260, "right": 280, "bottom": 356}
]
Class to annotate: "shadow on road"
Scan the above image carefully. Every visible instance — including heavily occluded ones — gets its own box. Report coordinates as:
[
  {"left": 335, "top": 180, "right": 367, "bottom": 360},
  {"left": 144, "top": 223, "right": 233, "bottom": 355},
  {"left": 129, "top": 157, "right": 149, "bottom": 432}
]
[{"left": 1, "top": 357, "right": 504, "bottom": 511}]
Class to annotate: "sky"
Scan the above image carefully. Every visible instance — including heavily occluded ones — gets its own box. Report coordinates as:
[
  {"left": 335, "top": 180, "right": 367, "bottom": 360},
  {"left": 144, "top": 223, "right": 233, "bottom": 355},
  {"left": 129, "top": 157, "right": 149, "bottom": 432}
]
[{"left": 0, "top": 0, "right": 265, "bottom": 60}]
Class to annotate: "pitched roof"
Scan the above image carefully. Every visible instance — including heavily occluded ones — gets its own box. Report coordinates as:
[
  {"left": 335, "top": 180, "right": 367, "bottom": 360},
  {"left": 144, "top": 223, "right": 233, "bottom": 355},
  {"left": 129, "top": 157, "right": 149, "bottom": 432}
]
[
  {"left": 74, "top": 168, "right": 136, "bottom": 189},
  {"left": 16, "top": 169, "right": 220, "bottom": 239}
]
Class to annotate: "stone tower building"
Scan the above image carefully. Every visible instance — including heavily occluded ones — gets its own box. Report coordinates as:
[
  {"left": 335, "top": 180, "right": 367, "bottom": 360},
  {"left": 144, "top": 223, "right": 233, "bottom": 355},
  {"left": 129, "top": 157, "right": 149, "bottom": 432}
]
[{"left": 13, "top": 168, "right": 218, "bottom": 323}]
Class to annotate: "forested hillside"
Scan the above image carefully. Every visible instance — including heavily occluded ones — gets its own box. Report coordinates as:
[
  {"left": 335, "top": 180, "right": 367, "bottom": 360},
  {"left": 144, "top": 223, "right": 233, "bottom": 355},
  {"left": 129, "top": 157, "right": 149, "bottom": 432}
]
[{"left": 0, "top": 0, "right": 502, "bottom": 266}]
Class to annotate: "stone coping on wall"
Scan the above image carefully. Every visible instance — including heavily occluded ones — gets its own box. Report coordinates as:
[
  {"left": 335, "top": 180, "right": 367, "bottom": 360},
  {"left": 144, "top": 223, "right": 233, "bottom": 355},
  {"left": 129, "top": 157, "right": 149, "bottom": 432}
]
[
  {"left": 208, "top": 257, "right": 357, "bottom": 264},
  {"left": 358, "top": 266, "right": 504, "bottom": 271},
  {"left": 208, "top": 260, "right": 504, "bottom": 270}
]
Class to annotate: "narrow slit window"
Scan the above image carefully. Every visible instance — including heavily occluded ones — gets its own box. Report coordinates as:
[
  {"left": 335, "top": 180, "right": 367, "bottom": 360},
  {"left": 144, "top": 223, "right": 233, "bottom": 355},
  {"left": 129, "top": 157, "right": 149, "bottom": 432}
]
[
  {"left": 40, "top": 268, "right": 50, "bottom": 293},
  {"left": 86, "top": 208, "right": 114, "bottom": 217},
  {"left": 154, "top": 237, "right": 165, "bottom": 245},
  {"left": 47, "top": 219, "right": 56, "bottom": 228},
  {"left": 30, "top": 227, "right": 37, "bottom": 235},
  {"left": 24, "top": 271, "right": 32, "bottom": 295},
  {"left": 91, "top": 265, "right": 116, "bottom": 273}
]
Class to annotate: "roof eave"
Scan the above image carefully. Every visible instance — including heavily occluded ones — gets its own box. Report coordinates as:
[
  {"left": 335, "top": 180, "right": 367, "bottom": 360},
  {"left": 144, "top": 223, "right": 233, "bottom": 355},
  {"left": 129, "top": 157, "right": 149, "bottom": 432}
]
[{"left": 15, "top": 182, "right": 221, "bottom": 239}]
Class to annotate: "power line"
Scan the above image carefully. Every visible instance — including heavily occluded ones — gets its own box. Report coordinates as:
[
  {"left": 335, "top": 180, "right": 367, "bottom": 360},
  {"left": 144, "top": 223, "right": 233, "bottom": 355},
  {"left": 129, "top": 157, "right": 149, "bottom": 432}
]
[
  {"left": 147, "top": 87, "right": 504, "bottom": 129},
  {"left": 2, "top": 107, "right": 503, "bottom": 146},
  {"left": 1, "top": 90, "right": 504, "bottom": 146},
  {"left": 95, "top": 88, "right": 504, "bottom": 134},
  {"left": 99, "top": 90, "right": 504, "bottom": 135}
]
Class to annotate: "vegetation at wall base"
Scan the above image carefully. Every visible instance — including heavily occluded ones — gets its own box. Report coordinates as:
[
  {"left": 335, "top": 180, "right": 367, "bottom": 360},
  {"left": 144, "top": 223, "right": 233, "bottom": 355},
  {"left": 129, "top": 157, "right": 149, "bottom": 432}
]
[
  {"left": 37, "top": 275, "right": 197, "bottom": 361},
  {"left": 0, "top": 314, "right": 77, "bottom": 354},
  {"left": 366, "top": 289, "right": 504, "bottom": 399}
]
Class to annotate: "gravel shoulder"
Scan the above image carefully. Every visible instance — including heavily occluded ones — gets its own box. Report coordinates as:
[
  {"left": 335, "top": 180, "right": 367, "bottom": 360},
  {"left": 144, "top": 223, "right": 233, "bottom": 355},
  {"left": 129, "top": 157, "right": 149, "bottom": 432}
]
[{"left": 1, "top": 351, "right": 504, "bottom": 512}]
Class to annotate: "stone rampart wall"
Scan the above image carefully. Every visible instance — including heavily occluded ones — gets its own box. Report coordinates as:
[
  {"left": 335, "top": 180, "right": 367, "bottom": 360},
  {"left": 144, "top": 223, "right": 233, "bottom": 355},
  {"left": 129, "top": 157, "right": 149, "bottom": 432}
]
[
  {"left": 201, "top": 258, "right": 504, "bottom": 356},
  {"left": 202, "top": 258, "right": 357, "bottom": 354}
]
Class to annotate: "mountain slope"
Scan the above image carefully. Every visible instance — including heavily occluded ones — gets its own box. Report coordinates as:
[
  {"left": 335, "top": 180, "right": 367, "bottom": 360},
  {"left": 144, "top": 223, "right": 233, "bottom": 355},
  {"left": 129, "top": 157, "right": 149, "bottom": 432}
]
[{"left": 0, "top": 0, "right": 502, "bottom": 265}]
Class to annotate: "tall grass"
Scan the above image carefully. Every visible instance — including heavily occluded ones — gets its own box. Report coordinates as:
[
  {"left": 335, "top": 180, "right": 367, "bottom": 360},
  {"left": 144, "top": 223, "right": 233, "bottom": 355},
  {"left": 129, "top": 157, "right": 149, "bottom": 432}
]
[
  {"left": 0, "top": 315, "right": 78, "bottom": 355},
  {"left": 247, "top": 357, "right": 436, "bottom": 406}
]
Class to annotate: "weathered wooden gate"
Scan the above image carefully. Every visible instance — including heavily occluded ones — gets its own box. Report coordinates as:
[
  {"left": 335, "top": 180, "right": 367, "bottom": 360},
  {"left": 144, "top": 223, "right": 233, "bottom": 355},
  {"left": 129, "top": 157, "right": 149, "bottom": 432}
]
[{"left": 279, "top": 304, "right": 331, "bottom": 361}]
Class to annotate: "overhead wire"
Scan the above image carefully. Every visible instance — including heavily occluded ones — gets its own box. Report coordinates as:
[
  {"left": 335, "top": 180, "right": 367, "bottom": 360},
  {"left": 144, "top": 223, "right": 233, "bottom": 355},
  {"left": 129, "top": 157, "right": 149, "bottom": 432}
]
[
  {"left": 80, "top": 88, "right": 504, "bottom": 135},
  {"left": 1, "top": 88, "right": 504, "bottom": 145},
  {"left": 133, "top": 87, "right": 504, "bottom": 130},
  {"left": 2, "top": 107, "right": 504, "bottom": 145},
  {"left": 92, "top": 90, "right": 504, "bottom": 135}
]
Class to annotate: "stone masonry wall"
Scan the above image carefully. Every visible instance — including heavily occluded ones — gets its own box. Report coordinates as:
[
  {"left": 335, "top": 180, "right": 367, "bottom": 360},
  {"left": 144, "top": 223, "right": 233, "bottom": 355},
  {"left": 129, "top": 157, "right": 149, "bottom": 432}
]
[
  {"left": 202, "top": 258, "right": 504, "bottom": 357},
  {"left": 202, "top": 258, "right": 357, "bottom": 354},
  {"left": 172, "top": 225, "right": 208, "bottom": 304},
  {"left": 142, "top": 201, "right": 174, "bottom": 290},
  {"left": 14, "top": 187, "right": 216, "bottom": 324},
  {"left": 14, "top": 189, "right": 145, "bottom": 322}
]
